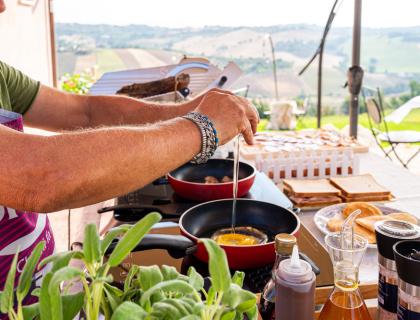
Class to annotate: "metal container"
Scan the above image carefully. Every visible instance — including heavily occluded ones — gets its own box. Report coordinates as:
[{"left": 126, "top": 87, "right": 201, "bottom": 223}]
[
  {"left": 375, "top": 221, "right": 420, "bottom": 319},
  {"left": 393, "top": 240, "right": 420, "bottom": 320}
]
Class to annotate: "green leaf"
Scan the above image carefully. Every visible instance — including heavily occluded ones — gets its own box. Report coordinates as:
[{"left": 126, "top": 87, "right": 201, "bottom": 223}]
[
  {"left": 180, "top": 316, "right": 200, "bottom": 320},
  {"left": 83, "top": 223, "right": 101, "bottom": 263},
  {"left": 39, "top": 251, "right": 84, "bottom": 272},
  {"left": 159, "top": 299, "right": 190, "bottom": 317},
  {"left": 149, "top": 301, "right": 181, "bottom": 319},
  {"left": 48, "top": 267, "right": 83, "bottom": 320},
  {"left": 231, "top": 271, "right": 245, "bottom": 287},
  {"left": 221, "top": 310, "right": 236, "bottom": 320},
  {"left": 31, "top": 288, "right": 41, "bottom": 297},
  {"left": 22, "top": 302, "right": 39, "bottom": 320},
  {"left": 39, "top": 272, "right": 53, "bottom": 320},
  {"left": 140, "top": 280, "right": 198, "bottom": 307},
  {"left": 0, "top": 249, "right": 19, "bottom": 313},
  {"left": 161, "top": 265, "right": 180, "bottom": 281},
  {"left": 107, "top": 212, "right": 161, "bottom": 267},
  {"left": 139, "top": 265, "right": 163, "bottom": 291},
  {"left": 17, "top": 241, "right": 45, "bottom": 301},
  {"left": 101, "top": 225, "right": 131, "bottom": 255},
  {"left": 104, "top": 284, "right": 122, "bottom": 312},
  {"left": 221, "top": 284, "right": 257, "bottom": 312},
  {"left": 110, "top": 301, "right": 147, "bottom": 320},
  {"left": 124, "top": 265, "right": 139, "bottom": 292},
  {"left": 200, "top": 239, "right": 231, "bottom": 292},
  {"left": 187, "top": 267, "right": 204, "bottom": 291},
  {"left": 62, "top": 292, "right": 84, "bottom": 320},
  {"left": 245, "top": 304, "right": 258, "bottom": 320}
]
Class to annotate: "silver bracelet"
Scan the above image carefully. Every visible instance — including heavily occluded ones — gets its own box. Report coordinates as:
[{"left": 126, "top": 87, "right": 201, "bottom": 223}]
[{"left": 182, "top": 112, "right": 218, "bottom": 164}]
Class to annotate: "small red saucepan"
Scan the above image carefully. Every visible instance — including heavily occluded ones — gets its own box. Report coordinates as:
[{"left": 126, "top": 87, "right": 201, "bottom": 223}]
[
  {"left": 167, "top": 159, "right": 256, "bottom": 202},
  {"left": 105, "top": 199, "right": 303, "bottom": 270}
]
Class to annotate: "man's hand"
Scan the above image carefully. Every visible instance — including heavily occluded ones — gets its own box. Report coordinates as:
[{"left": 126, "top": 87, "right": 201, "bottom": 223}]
[{"left": 194, "top": 90, "right": 259, "bottom": 145}]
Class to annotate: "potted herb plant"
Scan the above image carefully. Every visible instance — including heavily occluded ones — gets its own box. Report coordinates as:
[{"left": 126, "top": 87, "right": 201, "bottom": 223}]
[{"left": 0, "top": 212, "right": 257, "bottom": 320}]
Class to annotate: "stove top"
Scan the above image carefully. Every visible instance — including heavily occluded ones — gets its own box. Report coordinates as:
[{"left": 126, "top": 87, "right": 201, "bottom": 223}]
[{"left": 114, "top": 172, "right": 293, "bottom": 222}]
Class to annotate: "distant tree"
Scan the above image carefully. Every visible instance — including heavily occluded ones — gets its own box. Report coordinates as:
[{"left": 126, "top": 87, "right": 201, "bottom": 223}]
[{"left": 409, "top": 80, "right": 420, "bottom": 97}]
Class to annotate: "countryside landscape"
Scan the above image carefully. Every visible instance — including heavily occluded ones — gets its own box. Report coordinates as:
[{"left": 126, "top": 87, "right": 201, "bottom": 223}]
[{"left": 56, "top": 23, "right": 420, "bottom": 115}]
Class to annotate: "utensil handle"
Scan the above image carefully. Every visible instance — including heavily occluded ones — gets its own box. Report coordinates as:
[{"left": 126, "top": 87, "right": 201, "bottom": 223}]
[{"left": 106, "top": 234, "right": 196, "bottom": 259}]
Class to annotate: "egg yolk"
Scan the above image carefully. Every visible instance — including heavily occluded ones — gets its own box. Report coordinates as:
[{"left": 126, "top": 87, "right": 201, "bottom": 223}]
[{"left": 213, "top": 233, "right": 260, "bottom": 246}]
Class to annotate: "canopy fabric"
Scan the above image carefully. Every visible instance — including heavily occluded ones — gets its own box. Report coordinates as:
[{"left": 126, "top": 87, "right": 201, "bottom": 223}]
[{"left": 385, "top": 96, "right": 420, "bottom": 123}]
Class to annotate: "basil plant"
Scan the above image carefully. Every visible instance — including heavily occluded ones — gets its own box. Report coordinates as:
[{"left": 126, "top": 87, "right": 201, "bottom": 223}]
[{"left": 0, "top": 212, "right": 257, "bottom": 320}]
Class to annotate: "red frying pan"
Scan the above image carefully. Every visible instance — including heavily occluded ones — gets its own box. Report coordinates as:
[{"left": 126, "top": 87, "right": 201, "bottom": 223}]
[{"left": 167, "top": 159, "right": 256, "bottom": 202}]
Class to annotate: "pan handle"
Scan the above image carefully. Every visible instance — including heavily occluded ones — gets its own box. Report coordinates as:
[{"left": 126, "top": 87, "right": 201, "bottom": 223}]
[
  {"left": 106, "top": 234, "right": 197, "bottom": 259},
  {"left": 299, "top": 252, "right": 320, "bottom": 276},
  {"left": 97, "top": 204, "right": 179, "bottom": 221}
]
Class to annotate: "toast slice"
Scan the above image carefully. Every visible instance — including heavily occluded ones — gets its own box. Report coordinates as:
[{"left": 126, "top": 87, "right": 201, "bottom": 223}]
[
  {"left": 283, "top": 178, "right": 341, "bottom": 197},
  {"left": 330, "top": 174, "right": 390, "bottom": 197}
]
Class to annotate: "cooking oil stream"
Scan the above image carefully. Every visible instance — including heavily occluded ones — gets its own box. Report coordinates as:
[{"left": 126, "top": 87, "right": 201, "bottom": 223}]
[{"left": 231, "top": 135, "right": 241, "bottom": 233}]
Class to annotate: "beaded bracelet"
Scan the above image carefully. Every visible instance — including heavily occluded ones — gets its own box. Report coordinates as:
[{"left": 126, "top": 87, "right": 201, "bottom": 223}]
[{"left": 182, "top": 112, "right": 219, "bottom": 164}]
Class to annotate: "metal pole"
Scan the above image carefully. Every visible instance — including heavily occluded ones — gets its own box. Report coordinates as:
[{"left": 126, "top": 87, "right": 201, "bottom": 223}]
[
  {"left": 349, "top": 0, "right": 362, "bottom": 138},
  {"left": 317, "top": 45, "right": 324, "bottom": 128},
  {"left": 268, "top": 34, "right": 279, "bottom": 101}
]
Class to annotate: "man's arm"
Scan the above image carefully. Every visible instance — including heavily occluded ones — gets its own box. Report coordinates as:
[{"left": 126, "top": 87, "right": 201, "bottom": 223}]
[
  {"left": 0, "top": 118, "right": 201, "bottom": 212},
  {"left": 23, "top": 85, "right": 202, "bottom": 131},
  {"left": 3, "top": 90, "right": 257, "bottom": 213}
]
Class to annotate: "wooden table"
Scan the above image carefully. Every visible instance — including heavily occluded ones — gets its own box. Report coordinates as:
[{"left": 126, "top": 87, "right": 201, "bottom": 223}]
[{"left": 299, "top": 152, "right": 420, "bottom": 285}]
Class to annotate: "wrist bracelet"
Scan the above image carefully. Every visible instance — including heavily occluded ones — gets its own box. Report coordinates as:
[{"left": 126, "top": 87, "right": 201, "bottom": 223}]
[{"left": 182, "top": 112, "right": 219, "bottom": 164}]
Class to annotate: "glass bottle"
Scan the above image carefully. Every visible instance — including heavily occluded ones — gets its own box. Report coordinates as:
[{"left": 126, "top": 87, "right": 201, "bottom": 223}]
[
  {"left": 318, "top": 232, "right": 372, "bottom": 320},
  {"left": 258, "top": 233, "right": 297, "bottom": 320}
]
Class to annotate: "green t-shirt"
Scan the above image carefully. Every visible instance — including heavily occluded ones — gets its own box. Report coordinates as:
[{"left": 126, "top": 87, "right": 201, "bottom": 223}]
[{"left": 0, "top": 60, "right": 40, "bottom": 114}]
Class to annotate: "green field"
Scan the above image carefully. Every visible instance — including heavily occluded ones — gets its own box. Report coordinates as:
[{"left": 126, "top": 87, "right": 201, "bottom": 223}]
[
  {"left": 258, "top": 109, "right": 420, "bottom": 132},
  {"left": 95, "top": 49, "right": 126, "bottom": 75}
]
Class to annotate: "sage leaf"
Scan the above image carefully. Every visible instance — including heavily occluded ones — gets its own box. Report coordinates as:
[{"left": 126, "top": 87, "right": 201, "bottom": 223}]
[
  {"left": 0, "top": 249, "right": 19, "bottom": 314},
  {"left": 39, "top": 251, "right": 84, "bottom": 272},
  {"left": 124, "top": 265, "right": 139, "bottom": 292},
  {"left": 101, "top": 225, "right": 131, "bottom": 255},
  {"left": 39, "top": 272, "right": 53, "bottom": 320},
  {"left": 22, "top": 302, "right": 39, "bottom": 320},
  {"left": 161, "top": 265, "right": 180, "bottom": 281},
  {"left": 83, "top": 223, "right": 101, "bottom": 263},
  {"left": 107, "top": 212, "right": 161, "bottom": 267},
  {"left": 187, "top": 267, "right": 204, "bottom": 291},
  {"left": 200, "top": 239, "right": 231, "bottom": 292},
  {"left": 245, "top": 304, "right": 258, "bottom": 320},
  {"left": 139, "top": 265, "right": 163, "bottom": 291},
  {"left": 231, "top": 271, "right": 245, "bottom": 287},
  {"left": 221, "top": 310, "right": 236, "bottom": 320},
  {"left": 31, "top": 288, "right": 41, "bottom": 297},
  {"left": 159, "top": 299, "right": 190, "bottom": 317},
  {"left": 17, "top": 241, "right": 45, "bottom": 301},
  {"left": 180, "top": 316, "right": 200, "bottom": 320},
  {"left": 140, "top": 280, "right": 198, "bottom": 307},
  {"left": 104, "top": 284, "right": 122, "bottom": 312},
  {"left": 62, "top": 292, "right": 84, "bottom": 320},
  {"left": 111, "top": 301, "right": 147, "bottom": 320},
  {"left": 222, "top": 284, "right": 256, "bottom": 312},
  {"left": 48, "top": 267, "right": 83, "bottom": 320},
  {"left": 149, "top": 301, "right": 181, "bottom": 319}
]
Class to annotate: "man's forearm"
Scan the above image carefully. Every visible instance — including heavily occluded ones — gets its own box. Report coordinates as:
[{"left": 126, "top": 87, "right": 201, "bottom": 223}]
[
  {"left": 0, "top": 118, "right": 201, "bottom": 212},
  {"left": 86, "top": 94, "right": 197, "bottom": 127}
]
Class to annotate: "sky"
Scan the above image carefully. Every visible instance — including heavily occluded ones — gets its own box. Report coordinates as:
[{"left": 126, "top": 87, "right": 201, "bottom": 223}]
[{"left": 54, "top": 0, "right": 420, "bottom": 28}]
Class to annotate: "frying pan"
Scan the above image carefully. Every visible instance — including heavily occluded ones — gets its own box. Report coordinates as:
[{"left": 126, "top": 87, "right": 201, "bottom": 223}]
[
  {"left": 167, "top": 159, "right": 256, "bottom": 202},
  {"left": 105, "top": 199, "right": 304, "bottom": 270}
]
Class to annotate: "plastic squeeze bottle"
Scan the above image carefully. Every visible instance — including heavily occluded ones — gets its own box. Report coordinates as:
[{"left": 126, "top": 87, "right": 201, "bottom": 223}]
[{"left": 275, "top": 245, "right": 316, "bottom": 320}]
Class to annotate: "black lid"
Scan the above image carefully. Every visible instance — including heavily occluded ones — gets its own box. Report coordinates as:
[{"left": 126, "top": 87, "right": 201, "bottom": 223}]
[
  {"left": 393, "top": 240, "right": 420, "bottom": 287},
  {"left": 375, "top": 220, "right": 420, "bottom": 260}
]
